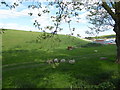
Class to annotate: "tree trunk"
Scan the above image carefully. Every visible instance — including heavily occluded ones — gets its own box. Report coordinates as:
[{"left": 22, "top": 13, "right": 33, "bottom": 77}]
[
  {"left": 115, "top": 30, "right": 120, "bottom": 64},
  {"left": 114, "top": 2, "right": 120, "bottom": 63}
]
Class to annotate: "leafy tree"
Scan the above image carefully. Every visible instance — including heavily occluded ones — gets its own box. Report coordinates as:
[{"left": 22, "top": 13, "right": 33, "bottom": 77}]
[
  {"left": 86, "top": 0, "right": 120, "bottom": 63},
  {"left": 1, "top": 0, "right": 120, "bottom": 63}
]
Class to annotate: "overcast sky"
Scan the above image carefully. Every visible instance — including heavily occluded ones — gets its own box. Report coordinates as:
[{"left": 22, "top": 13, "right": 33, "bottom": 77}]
[{"left": 0, "top": 0, "right": 115, "bottom": 38}]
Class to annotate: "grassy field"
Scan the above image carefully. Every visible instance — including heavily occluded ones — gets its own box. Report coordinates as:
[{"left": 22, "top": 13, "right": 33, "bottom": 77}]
[{"left": 2, "top": 29, "right": 120, "bottom": 89}]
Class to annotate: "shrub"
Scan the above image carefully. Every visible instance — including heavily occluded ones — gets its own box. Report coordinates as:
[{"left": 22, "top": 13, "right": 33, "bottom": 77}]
[{"left": 81, "top": 43, "right": 104, "bottom": 48}]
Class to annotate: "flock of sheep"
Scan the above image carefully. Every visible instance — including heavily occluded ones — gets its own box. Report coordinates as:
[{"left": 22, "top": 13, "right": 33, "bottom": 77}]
[
  {"left": 46, "top": 58, "right": 75, "bottom": 64},
  {"left": 45, "top": 49, "right": 98, "bottom": 65},
  {"left": 46, "top": 50, "right": 107, "bottom": 66}
]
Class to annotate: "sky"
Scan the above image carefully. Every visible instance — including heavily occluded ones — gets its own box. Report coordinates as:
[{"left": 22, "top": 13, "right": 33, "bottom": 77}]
[{"left": 0, "top": 0, "right": 115, "bottom": 38}]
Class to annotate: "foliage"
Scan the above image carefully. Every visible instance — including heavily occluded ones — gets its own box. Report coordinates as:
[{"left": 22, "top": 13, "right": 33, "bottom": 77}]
[
  {"left": 0, "top": 0, "right": 117, "bottom": 37},
  {"left": 86, "top": 2, "right": 114, "bottom": 35},
  {"left": 0, "top": 28, "right": 6, "bottom": 34},
  {"left": 0, "top": 0, "right": 90, "bottom": 36}
]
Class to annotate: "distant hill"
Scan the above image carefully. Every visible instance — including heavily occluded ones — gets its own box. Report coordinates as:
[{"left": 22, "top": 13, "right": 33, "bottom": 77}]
[
  {"left": 85, "top": 34, "right": 116, "bottom": 40},
  {"left": 96, "top": 34, "right": 116, "bottom": 39},
  {"left": 2, "top": 29, "right": 89, "bottom": 51}
]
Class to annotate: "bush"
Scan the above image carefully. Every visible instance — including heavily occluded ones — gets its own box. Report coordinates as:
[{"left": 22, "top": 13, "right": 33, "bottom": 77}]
[{"left": 81, "top": 43, "right": 104, "bottom": 48}]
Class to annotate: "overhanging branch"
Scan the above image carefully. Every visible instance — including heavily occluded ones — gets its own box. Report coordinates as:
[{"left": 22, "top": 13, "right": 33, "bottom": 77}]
[{"left": 102, "top": 1, "right": 116, "bottom": 21}]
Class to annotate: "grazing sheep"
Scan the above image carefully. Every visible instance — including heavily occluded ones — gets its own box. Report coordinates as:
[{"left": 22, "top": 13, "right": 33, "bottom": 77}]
[
  {"left": 94, "top": 50, "right": 98, "bottom": 52},
  {"left": 69, "top": 59, "right": 75, "bottom": 64},
  {"left": 100, "top": 57, "right": 107, "bottom": 60},
  {"left": 46, "top": 60, "right": 53, "bottom": 64},
  {"left": 53, "top": 58, "right": 59, "bottom": 63},
  {"left": 60, "top": 59, "right": 66, "bottom": 63}
]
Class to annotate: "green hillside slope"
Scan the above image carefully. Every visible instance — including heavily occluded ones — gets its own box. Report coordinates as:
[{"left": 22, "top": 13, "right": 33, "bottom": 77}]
[{"left": 2, "top": 29, "right": 88, "bottom": 51}]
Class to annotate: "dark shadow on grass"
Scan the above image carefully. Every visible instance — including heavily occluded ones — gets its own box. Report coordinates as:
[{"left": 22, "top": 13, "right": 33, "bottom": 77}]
[{"left": 2, "top": 49, "right": 55, "bottom": 65}]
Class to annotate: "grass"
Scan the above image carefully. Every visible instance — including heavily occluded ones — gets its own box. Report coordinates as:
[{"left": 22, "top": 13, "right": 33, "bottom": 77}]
[{"left": 2, "top": 29, "right": 120, "bottom": 89}]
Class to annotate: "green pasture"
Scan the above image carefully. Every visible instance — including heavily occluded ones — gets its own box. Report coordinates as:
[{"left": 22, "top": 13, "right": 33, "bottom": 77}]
[{"left": 2, "top": 29, "right": 120, "bottom": 89}]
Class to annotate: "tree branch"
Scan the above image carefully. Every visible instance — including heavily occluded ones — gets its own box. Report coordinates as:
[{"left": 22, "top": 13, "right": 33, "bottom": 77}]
[
  {"left": 102, "top": 1, "right": 116, "bottom": 21},
  {"left": 109, "top": 0, "right": 115, "bottom": 9}
]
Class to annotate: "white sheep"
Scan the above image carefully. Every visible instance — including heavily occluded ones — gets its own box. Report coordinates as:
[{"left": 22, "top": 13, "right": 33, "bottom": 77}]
[
  {"left": 46, "top": 60, "right": 53, "bottom": 64},
  {"left": 100, "top": 57, "right": 107, "bottom": 60},
  {"left": 53, "top": 58, "right": 59, "bottom": 63},
  {"left": 69, "top": 59, "right": 75, "bottom": 64},
  {"left": 60, "top": 59, "right": 66, "bottom": 63}
]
